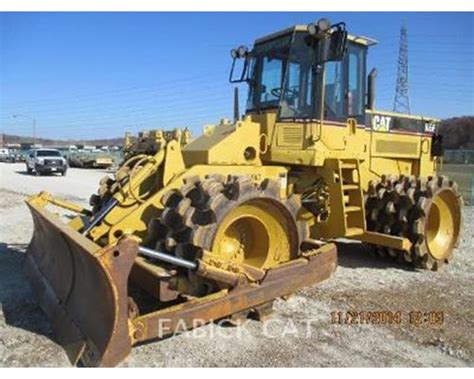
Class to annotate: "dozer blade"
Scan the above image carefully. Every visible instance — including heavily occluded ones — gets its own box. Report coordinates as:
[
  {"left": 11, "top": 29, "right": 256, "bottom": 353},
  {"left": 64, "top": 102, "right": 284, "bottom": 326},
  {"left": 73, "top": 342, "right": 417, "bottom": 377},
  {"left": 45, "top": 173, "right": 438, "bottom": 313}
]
[
  {"left": 130, "top": 243, "right": 338, "bottom": 344},
  {"left": 25, "top": 198, "right": 137, "bottom": 367}
]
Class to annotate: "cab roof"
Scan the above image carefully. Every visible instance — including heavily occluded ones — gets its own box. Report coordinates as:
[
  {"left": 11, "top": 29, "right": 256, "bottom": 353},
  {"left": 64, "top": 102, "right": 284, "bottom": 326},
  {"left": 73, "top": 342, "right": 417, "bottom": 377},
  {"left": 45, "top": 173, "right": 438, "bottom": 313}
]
[{"left": 254, "top": 24, "right": 378, "bottom": 47}]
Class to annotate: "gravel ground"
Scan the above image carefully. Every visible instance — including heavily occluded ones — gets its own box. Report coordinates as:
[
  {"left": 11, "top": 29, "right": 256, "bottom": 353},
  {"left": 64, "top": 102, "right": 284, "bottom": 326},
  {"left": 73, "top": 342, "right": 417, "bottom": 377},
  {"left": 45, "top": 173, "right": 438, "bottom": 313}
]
[{"left": 0, "top": 162, "right": 473, "bottom": 367}]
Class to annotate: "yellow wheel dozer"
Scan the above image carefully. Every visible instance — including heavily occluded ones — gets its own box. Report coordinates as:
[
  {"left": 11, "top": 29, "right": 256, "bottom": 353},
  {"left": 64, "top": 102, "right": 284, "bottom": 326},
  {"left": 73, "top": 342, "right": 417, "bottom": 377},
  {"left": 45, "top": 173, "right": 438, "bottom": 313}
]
[{"left": 24, "top": 18, "right": 462, "bottom": 367}]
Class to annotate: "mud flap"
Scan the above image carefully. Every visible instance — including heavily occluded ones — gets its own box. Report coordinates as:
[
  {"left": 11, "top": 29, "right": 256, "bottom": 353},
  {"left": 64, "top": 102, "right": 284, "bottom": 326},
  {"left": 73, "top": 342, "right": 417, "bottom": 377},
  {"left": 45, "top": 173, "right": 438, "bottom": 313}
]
[{"left": 25, "top": 200, "right": 137, "bottom": 367}]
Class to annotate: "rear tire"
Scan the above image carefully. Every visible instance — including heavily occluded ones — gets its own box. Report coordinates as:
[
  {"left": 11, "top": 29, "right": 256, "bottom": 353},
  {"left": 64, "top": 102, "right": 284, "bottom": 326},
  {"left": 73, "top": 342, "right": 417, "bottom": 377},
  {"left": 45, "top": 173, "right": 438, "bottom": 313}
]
[{"left": 365, "top": 175, "right": 463, "bottom": 270}]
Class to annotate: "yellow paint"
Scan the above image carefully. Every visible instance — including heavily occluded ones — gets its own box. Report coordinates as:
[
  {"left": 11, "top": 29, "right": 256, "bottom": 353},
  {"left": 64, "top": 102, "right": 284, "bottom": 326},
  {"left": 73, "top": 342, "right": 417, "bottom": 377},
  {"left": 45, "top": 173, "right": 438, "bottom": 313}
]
[{"left": 212, "top": 199, "right": 293, "bottom": 269}]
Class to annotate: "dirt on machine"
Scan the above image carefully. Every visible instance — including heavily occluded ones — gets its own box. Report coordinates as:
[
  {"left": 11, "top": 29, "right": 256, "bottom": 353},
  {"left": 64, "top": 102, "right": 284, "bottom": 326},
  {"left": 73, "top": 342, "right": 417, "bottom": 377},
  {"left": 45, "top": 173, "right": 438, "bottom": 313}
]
[{"left": 24, "top": 18, "right": 463, "bottom": 367}]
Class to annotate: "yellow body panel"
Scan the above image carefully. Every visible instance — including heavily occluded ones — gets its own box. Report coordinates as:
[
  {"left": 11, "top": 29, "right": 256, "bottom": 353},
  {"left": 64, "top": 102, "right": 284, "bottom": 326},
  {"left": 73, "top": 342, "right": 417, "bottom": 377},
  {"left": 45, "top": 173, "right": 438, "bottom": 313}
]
[
  {"left": 183, "top": 117, "right": 261, "bottom": 166},
  {"left": 251, "top": 110, "right": 436, "bottom": 192}
]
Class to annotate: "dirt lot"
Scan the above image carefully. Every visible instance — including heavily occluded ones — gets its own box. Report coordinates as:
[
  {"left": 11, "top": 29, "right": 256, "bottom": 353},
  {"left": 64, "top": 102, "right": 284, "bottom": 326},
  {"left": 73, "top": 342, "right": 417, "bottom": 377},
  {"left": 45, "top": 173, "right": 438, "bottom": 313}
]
[{"left": 0, "top": 162, "right": 473, "bottom": 367}]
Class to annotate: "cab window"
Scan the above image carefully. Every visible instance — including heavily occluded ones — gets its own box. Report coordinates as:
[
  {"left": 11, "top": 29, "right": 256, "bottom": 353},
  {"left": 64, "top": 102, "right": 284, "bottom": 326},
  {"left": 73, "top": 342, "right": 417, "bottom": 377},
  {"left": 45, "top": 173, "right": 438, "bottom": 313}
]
[
  {"left": 324, "top": 42, "right": 367, "bottom": 123},
  {"left": 260, "top": 57, "right": 284, "bottom": 106},
  {"left": 347, "top": 44, "right": 366, "bottom": 122},
  {"left": 324, "top": 60, "right": 345, "bottom": 121},
  {"left": 278, "top": 32, "right": 318, "bottom": 120},
  {"left": 279, "top": 61, "right": 314, "bottom": 119}
]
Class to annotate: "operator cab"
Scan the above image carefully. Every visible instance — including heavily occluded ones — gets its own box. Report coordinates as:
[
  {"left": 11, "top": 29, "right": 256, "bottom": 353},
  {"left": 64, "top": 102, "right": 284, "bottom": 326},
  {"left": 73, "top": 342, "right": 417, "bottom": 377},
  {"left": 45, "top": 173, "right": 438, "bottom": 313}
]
[{"left": 230, "top": 20, "right": 377, "bottom": 125}]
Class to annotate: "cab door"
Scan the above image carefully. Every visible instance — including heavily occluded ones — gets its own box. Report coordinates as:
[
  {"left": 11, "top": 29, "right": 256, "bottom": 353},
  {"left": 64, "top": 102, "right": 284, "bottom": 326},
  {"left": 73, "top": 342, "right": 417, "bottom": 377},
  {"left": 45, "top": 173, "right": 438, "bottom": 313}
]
[{"left": 321, "top": 42, "right": 368, "bottom": 152}]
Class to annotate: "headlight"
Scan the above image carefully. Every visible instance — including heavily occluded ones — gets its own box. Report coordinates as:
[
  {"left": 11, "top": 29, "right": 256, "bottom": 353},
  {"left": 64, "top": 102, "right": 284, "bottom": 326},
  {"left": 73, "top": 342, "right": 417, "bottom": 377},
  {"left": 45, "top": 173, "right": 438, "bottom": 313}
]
[
  {"left": 36, "top": 158, "right": 44, "bottom": 165},
  {"left": 308, "top": 18, "right": 331, "bottom": 35},
  {"left": 237, "top": 45, "right": 248, "bottom": 58},
  {"left": 307, "top": 23, "right": 317, "bottom": 36},
  {"left": 231, "top": 45, "right": 248, "bottom": 59},
  {"left": 317, "top": 18, "right": 331, "bottom": 32}
]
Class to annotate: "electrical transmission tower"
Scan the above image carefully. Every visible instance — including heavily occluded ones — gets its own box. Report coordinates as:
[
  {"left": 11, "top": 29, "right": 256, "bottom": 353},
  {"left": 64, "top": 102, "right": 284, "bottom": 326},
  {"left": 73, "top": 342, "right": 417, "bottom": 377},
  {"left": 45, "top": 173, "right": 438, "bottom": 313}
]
[{"left": 393, "top": 22, "right": 411, "bottom": 114}]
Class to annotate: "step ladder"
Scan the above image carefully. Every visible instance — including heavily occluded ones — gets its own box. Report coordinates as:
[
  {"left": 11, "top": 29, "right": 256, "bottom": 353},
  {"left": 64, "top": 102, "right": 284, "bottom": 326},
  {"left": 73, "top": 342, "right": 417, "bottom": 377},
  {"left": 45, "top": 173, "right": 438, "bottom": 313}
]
[
  {"left": 317, "top": 159, "right": 366, "bottom": 239},
  {"left": 338, "top": 160, "right": 365, "bottom": 237}
]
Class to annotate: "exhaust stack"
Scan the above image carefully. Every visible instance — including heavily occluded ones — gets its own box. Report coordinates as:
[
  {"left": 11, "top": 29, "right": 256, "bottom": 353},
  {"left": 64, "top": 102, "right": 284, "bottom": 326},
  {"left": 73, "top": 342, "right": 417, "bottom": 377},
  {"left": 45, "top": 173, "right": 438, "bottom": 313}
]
[
  {"left": 234, "top": 87, "right": 240, "bottom": 122},
  {"left": 367, "top": 68, "right": 378, "bottom": 110}
]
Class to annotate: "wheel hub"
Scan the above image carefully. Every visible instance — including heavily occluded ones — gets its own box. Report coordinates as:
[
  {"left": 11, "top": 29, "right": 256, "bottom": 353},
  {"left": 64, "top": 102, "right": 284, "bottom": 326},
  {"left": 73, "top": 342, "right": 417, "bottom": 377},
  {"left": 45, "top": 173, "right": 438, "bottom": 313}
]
[
  {"left": 213, "top": 200, "right": 293, "bottom": 269},
  {"left": 425, "top": 188, "right": 461, "bottom": 261}
]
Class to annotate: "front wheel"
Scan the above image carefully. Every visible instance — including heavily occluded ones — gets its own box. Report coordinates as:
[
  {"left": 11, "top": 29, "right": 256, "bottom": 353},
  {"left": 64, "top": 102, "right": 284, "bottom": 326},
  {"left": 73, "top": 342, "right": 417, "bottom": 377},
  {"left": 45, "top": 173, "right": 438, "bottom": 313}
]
[
  {"left": 61, "top": 170, "right": 67, "bottom": 176},
  {"left": 151, "top": 175, "right": 309, "bottom": 296},
  {"left": 155, "top": 175, "right": 309, "bottom": 268}
]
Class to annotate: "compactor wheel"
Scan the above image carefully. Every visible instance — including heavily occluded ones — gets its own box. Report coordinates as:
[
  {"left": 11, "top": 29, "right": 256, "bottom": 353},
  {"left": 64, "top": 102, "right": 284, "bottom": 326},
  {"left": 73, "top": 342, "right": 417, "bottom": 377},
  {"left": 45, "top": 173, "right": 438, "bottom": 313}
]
[
  {"left": 154, "top": 175, "right": 309, "bottom": 269},
  {"left": 365, "top": 175, "right": 463, "bottom": 270}
]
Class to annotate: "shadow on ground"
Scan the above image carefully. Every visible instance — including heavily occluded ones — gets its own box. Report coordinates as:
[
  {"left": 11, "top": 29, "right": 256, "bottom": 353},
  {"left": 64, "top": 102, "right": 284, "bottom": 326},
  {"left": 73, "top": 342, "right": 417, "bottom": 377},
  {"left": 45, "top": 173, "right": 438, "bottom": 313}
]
[
  {"left": 14, "top": 170, "right": 30, "bottom": 176},
  {"left": 15, "top": 170, "right": 62, "bottom": 177},
  {"left": 0, "top": 242, "right": 53, "bottom": 339},
  {"left": 335, "top": 241, "right": 416, "bottom": 272}
]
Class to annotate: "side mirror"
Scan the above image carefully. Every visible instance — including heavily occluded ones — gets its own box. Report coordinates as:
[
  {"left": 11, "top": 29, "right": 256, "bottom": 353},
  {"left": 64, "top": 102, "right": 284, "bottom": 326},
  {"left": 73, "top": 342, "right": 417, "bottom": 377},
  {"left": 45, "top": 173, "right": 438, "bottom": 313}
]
[
  {"left": 431, "top": 134, "right": 444, "bottom": 157},
  {"left": 317, "top": 29, "right": 348, "bottom": 63},
  {"left": 327, "top": 29, "right": 348, "bottom": 61}
]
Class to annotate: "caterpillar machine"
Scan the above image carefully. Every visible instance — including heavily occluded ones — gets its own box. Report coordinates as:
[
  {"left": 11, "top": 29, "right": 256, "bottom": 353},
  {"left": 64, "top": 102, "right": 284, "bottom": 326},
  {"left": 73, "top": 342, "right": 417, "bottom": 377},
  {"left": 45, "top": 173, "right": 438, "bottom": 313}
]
[
  {"left": 122, "top": 128, "right": 192, "bottom": 161},
  {"left": 25, "top": 19, "right": 463, "bottom": 366},
  {"left": 110, "top": 128, "right": 192, "bottom": 203}
]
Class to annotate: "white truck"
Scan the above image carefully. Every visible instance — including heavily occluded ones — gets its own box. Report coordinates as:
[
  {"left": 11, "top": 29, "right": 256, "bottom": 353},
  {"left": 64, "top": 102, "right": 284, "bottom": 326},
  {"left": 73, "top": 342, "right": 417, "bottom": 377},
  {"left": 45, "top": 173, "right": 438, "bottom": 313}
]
[
  {"left": 0, "top": 148, "right": 9, "bottom": 162},
  {"left": 26, "top": 148, "right": 68, "bottom": 176}
]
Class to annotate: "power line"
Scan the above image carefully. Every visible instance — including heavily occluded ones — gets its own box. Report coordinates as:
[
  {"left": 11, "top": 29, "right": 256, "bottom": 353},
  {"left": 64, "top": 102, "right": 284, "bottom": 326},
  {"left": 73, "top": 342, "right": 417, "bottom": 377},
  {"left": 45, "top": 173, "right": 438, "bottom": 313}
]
[
  {"left": 1, "top": 70, "right": 228, "bottom": 108},
  {"left": 393, "top": 22, "right": 411, "bottom": 114}
]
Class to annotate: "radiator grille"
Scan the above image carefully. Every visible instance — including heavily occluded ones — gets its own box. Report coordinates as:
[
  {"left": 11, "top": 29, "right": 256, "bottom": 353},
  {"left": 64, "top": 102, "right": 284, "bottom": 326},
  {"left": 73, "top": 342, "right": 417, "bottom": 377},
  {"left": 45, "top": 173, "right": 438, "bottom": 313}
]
[
  {"left": 375, "top": 140, "right": 418, "bottom": 155},
  {"left": 279, "top": 125, "right": 303, "bottom": 146},
  {"left": 44, "top": 159, "right": 63, "bottom": 166}
]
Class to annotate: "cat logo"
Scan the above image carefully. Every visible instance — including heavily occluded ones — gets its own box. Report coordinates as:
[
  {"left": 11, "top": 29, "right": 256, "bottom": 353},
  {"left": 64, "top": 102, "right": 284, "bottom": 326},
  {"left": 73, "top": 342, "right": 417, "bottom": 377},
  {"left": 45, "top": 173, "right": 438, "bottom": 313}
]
[{"left": 372, "top": 115, "right": 392, "bottom": 131}]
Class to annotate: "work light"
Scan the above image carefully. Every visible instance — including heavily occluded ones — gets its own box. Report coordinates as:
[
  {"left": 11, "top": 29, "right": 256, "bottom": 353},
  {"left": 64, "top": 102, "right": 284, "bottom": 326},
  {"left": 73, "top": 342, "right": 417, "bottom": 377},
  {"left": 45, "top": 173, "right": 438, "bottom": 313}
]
[
  {"left": 237, "top": 45, "right": 248, "bottom": 58},
  {"left": 317, "top": 18, "right": 331, "bottom": 32},
  {"left": 307, "top": 23, "right": 317, "bottom": 36}
]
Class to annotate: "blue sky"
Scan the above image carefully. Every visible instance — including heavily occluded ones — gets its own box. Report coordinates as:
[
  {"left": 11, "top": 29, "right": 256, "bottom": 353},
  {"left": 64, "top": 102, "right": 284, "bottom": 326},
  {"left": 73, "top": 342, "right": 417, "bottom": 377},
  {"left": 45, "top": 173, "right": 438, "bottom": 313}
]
[{"left": 0, "top": 12, "right": 473, "bottom": 140}]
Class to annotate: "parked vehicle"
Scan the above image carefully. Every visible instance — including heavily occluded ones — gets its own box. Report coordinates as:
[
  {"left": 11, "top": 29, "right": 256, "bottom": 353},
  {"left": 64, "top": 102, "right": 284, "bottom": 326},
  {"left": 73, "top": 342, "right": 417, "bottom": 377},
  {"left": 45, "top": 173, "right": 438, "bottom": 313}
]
[
  {"left": 5, "top": 149, "right": 25, "bottom": 163},
  {"left": 0, "top": 148, "right": 9, "bottom": 162},
  {"left": 26, "top": 148, "right": 68, "bottom": 176},
  {"left": 67, "top": 151, "right": 114, "bottom": 169}
]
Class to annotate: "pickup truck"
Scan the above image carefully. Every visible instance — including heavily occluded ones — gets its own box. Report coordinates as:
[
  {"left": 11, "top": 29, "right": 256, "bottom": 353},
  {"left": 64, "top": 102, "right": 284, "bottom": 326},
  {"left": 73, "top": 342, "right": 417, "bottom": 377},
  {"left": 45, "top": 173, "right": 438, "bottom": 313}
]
[{"left": 26, "top": 148, "right": 68, "bottom": 176}]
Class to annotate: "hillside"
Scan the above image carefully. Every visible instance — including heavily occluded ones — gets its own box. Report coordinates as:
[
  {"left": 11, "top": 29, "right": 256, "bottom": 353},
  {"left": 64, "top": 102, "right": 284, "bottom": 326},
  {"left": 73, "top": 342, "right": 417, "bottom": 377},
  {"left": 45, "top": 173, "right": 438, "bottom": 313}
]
[
  {"left": 438, "top": 116, "right": 474, "bottom": 150},
  {"left": 0, "top": 133, "right": 123, "bottom": 148}
]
